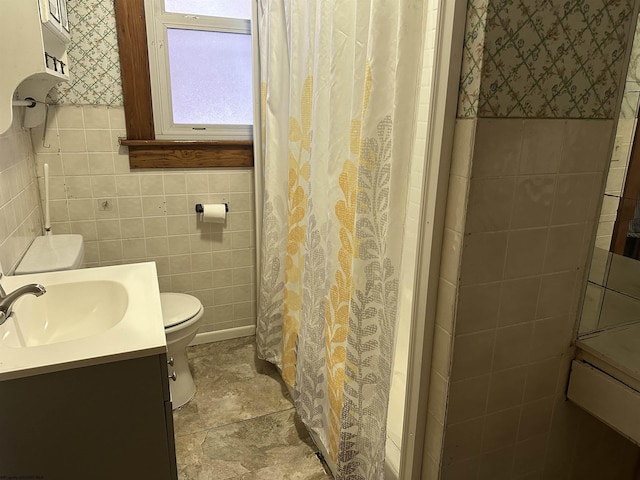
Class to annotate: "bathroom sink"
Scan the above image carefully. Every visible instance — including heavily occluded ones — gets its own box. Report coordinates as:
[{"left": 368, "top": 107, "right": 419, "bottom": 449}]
[
  {"left": 1, "top": 280, "right": 128, "bottom": 348},
  {"left": 0, "top": 262, "right": 166, "bottom": 381}
]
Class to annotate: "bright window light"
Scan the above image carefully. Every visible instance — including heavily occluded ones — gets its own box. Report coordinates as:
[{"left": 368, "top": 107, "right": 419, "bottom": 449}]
[
  {"left": 166, "top": 28, "right": 253, "bottom": 126},
  {"left": 164, "top": 0, "right": 251, "bottom": 20}
]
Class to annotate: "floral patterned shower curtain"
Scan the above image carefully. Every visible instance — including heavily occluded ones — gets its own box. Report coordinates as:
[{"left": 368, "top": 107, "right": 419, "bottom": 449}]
[{"left": 255, "top": 1, "right": 427, "bottom": 478}]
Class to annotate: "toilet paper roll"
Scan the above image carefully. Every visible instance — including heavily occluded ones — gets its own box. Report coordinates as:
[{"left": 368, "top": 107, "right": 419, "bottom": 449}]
[{"left": 201, "top": 203, "right": 227, "bottom": 223}]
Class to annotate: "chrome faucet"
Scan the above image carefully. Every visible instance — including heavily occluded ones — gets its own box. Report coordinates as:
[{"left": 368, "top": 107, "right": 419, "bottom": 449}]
[{"left": 0, "top": 273, "right": 46, "bottom": 326}]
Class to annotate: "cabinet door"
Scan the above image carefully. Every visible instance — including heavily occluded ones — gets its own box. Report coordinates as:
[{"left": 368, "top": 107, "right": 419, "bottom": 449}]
[
  {"left": 0, "top": 356, "right": 175, "bottom": 479},
  {"left": 165, "top": 400, "right": 179, "bottom": 480}
]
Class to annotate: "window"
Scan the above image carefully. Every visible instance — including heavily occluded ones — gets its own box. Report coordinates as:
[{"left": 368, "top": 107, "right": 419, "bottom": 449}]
[
  {"left": 145, "top": 0, "right": 253, "bottom": 140},
  {"left": 114, "top": 0, "right": 255, "bottom": 168}
]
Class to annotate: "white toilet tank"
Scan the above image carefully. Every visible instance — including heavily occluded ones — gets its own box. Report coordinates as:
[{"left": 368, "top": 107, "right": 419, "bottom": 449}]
[{"left": 14, "top": 234, "right": 84, "bottom": 275}]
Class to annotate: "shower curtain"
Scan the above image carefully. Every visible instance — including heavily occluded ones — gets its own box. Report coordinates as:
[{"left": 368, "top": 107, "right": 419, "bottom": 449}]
[{"left": 255, "top": 1, "right": 427, "bottom": 478}]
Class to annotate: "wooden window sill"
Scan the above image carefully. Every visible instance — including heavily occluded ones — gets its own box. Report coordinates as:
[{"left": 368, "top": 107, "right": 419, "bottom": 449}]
[{"left": 120, "top": 139, "right": 254, "bottom": 168}]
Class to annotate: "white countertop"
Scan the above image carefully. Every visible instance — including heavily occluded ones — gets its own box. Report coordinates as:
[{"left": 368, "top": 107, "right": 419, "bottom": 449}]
[
  {"left": 0, "top": 262, "right": 167, "bottom": 381},
  {"left": 577, "top": 323, "right": 640, "bottom": 389}
]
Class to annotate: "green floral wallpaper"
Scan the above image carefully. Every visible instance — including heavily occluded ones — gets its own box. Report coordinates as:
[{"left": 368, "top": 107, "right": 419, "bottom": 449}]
[
  {"left": 50, "top": 0, "right": 123, "bottom": 105},
  {"left": 458, "top": 0, "right": 636, "bottom": 119}
]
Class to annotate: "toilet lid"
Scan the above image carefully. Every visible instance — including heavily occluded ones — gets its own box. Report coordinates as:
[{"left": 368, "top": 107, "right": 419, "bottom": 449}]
[{"left": 160, "top": 293, "right": 203, "bottom": 328}]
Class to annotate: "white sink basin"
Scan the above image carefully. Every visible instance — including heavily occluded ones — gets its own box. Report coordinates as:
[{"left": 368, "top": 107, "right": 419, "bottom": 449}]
[
  {"left": 1, "top": 280, "right": 128, "bottom": 348},
  {"left": 0, "top": 263, "right": 166, "bottom": 381}
]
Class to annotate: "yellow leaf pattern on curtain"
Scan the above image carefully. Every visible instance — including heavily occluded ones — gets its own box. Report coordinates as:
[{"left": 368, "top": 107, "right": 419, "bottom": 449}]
[
  {"left": 324, "top": 158, "right": 358, "bottom": 461},
  {"left": 323, "top": 63, "right": 371, "bottom": 463},
  {"left": 282, "top": 76, "right": 313, "bottom": 386}
]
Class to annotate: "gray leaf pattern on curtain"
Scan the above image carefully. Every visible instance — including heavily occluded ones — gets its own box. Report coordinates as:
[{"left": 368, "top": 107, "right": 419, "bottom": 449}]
[
  {"left": 294, "top": 197, "right": 329, "bottom": 433},
  {"left": 256, "top": 193, "right": 286, "bottom": 367},
  {"left": 338, "top": 116, "right": 399, "bottom": 479}
]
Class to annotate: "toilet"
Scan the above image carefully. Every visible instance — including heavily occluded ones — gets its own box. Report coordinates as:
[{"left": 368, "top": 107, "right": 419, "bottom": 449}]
[
  {"left": 161, "top": 292, "right": 203, "bottom": 408},
  {"left": 15, "top": 234, "right": 204, "bottom": 409}
]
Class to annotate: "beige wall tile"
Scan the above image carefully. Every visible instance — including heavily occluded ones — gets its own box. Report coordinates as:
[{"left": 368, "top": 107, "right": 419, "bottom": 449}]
[
  {"left": 209, "top": 173, "right": 230, "bottom": 192},
  {"left": 424, "top": 412, "right": 445, "bottom": 466},
  {"left": 504, "top": 228, "right": 548, "bottom": 279},
  {"left": 91, "top": 175, "right": 117, "bottom": 197},
  {"left": 435, "top": 278, "right": 457, "bottom": 334},
  {"left": 519, "top": 120, "right": 563, "bottom": 175},
  {"left": 450, "top": 119, "right": 476, "bottom": 178},
  {"left": 544, "top": 224, "right": 587, "bottom": 273},
  {"left": 456, "top": 282, "right": 500, "bottom": 334},
  {"left": 59, "top": 130, "right": 87, "bottom": 153},
  {"left": 163, "top": 173, "right": 187, "bottom": 194},
  {"left": 536, "top": 271, "right": 578, "bottom": 319},
  {"left": 524, "top": 357, "right": 562, "bottom": 402},
  {"left": 477, "top": 445, "right": 514, "bottom": 480},
  {"left": 560, "top": 120, "right": 613, "bottom": 174},
  {"left": 551, "top": 174, "right": 597, "bottom": 225},
  {"left": 530, "top": 316, "right": 574, "bottom": 361},
  {"left": 96, "top": 219, "right": 121, "bottom": 240},
  {"left": 444, "top": 175, "right": 469, "bottom": 233},
  {"left": 186, "top": 173, "right": 209, "bottom": 193},
  {"left": 466, "top": 177, "right": 515, "bottom": 233},
  {"left": 117, "top": 197, "right": 143, "bottom": 218},
  {"left": 168, "top": 235, "right": 190, "bottom": 255},
  {"left": 65, "top": 176, "right": 92, "bottom": 198},
  {"left": 512, "top": 434, "right": 548, "bottom": 477},
  {"left": 427, "top": 370, "right": 449, "bottom": 424},
  {"left": 144, "top": 217, "right": 168, "bottom": 237},
  {"left": 443, "top": 417, "right": 484, "bottom": 463},
  {"left": 62, "top": 153, "right": 90, "bottom": 175},
  {"left": 441, "top": 457, "right": 479, "bottom": 480},
  {"left": 498, "top": 277, "right": 541, "bottom": 326},
  {"left": 171, "top": 273, "right": 193, "bottom": 292},
  {"left": 85, "top": 130, "right": 112, "bottom": 152},
  {"left": 122, "top": 238, "right": 147, "bottom": 259},
  {"left": 486, "top": 366, "right": 527, "bottom": 413},
  {"left": 432, "top": 325, "right": 453, "bottom": 378},
  {"left": 493, "top": 323, "right": 534, "bottom": 371},
  {"left": 481, "top": 406, "right": 520, "bottom": 453},
  {"left": 440, "top": 228, "right": 463, "bottom": 284},
  {"left": 472, "top": 119, "right": 523, "bottom": 178},
  {"left": 510, "top": 176, "right": 556, "bottom": 229},
  {"left": 82, "top": 106, "right": 110, "bottom": 129},
  {"left": 451, "top": 330, "right": 495, "bottom": 381},
  {"left": 459, "top": 231, "right": 508, "bottom": 285},
  {"left": 447, "top": 375, "right": 490, "bottom": 424},
  {"left": 518, "top": 398, "right": 554, "bottom": 441},
  {"left": 108, "top": 107, "right": 126, "bottom": 130},
  {"left": 88, "top": 153, "right": 115, "bottom": 175},
  {"left": 140, "top": 174, "right": 165, "bottom": 195}
]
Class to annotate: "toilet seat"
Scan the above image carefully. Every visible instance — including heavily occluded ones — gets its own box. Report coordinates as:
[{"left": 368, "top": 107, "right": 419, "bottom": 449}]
[{"left": 160, "top": 293, "right": 203, "bottom": 329}]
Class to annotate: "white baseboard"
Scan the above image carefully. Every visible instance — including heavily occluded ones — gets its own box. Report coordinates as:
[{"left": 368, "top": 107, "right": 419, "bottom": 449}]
[{"left": 190, "top": 325, "right": 256, "bottom": 346}]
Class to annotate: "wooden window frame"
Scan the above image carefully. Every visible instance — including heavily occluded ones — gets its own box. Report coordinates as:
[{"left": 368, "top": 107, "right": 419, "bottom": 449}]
[{"left": 114, "top": 0, "right": 253, "bottom": 168}]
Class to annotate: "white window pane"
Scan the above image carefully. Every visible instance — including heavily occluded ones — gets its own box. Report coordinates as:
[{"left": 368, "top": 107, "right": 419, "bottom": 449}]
[
  {"left": 167, "top": 28, "right": 253, "bottom": 126},
  {"left": 164, "top": 0, "right": 251, "bottom": 20}
]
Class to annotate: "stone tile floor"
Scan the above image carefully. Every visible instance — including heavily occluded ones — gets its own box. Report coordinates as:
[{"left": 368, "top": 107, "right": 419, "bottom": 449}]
[{"left": 172, "top": 336, "right": 333, "bottom": 480}]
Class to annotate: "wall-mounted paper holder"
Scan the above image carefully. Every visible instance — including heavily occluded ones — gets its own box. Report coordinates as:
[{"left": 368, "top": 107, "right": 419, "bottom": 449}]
[{"left": 195, "top": 203, "right": 229, "bottom": 213}]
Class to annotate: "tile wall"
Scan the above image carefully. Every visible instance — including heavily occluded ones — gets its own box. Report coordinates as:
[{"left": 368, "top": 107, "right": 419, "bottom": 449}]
[
  {"left": 31, "top": 105, "right": 256, "bottom": 335},
  {"left": 438, "top": 118, "right": 640, "bottom": 479},
  {"left": 0, "top": 109, "right": 42, "bottom": 273},
  {"left": 428, "top": 0, "right": 640, "bottom": 477}
]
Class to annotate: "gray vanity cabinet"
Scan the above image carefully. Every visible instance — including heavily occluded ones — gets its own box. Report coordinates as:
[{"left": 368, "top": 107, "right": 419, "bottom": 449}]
[{"left": 0, "top": 353, "right": 177, "bottom": 479}]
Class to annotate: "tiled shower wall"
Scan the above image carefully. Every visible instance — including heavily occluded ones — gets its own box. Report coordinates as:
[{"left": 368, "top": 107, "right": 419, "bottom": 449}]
[
  {"left": 0, "top": 109, "right": 41, "bottom": 273},
  {"left": 32, "top": 105, "right": 256, "bottom": 335},
  {"left": 427, "top": 0, "right": 640, "bottom": 478}
]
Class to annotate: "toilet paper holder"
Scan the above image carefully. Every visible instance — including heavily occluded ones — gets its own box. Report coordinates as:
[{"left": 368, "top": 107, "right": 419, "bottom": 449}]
[{"left": 195, "top": 203, "right": 229, "bottom": 213}]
